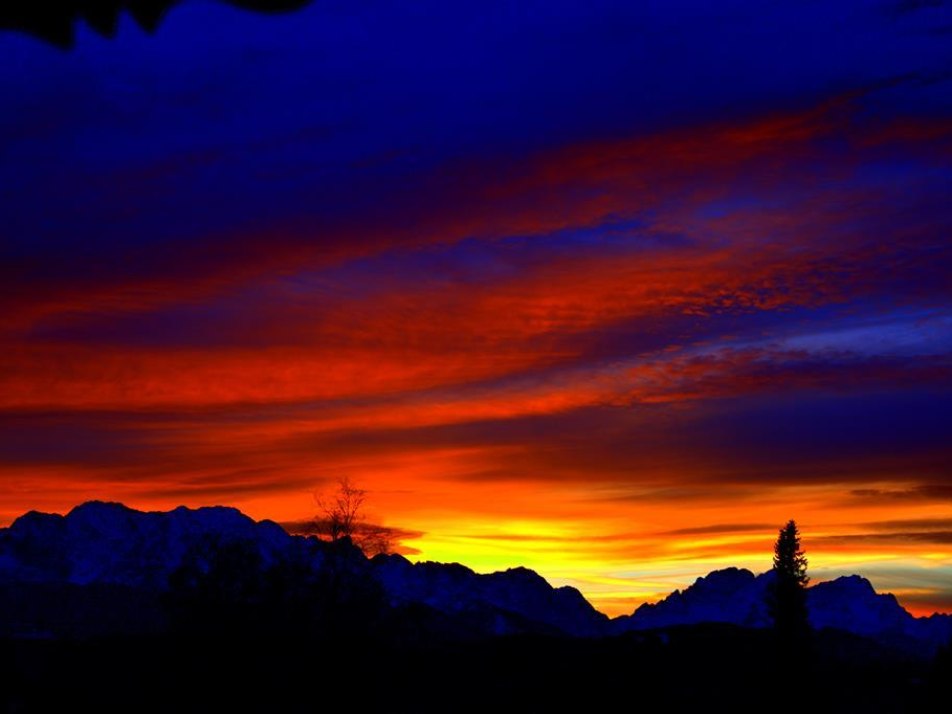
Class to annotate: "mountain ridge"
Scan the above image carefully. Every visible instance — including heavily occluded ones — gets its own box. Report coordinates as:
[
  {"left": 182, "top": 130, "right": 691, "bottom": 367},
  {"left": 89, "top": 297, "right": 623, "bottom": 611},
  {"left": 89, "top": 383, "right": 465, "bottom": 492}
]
[{"left": 2, "top": 501, "right": 950, "bottom": 653}]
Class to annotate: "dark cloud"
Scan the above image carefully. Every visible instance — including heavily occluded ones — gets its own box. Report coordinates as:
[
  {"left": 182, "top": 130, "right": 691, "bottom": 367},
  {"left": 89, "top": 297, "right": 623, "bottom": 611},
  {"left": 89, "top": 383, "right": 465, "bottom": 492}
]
[
  {"left": 458, "top": 531, "right": 647, "bottom": 544},
  {"left": 864, "top": 518, "right": 952, "bottom": 531},
  {"left": 888, "top": 0, "right": 947, "bottom": 15},
  {"left": 850, "top": 485, "right": 952, "bottom": 502},
  {"left": 280, "top": 518, "right": 423, "bottom": 556},
  {"left": 663, "top": 523, "right": 777, "bottom": 536},
  {"left": 0, "top": 1, "right": 313, "bottom": 48},
  {"left": 819, "top": 531, "right": 952, "bottom": 545},
  {"left": 128, "top": 470, "right": 320, "bottom": 499}
]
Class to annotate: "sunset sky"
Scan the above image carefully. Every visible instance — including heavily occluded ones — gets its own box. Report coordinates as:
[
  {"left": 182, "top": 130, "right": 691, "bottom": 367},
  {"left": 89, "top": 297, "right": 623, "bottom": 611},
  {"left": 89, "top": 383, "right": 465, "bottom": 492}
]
[{"left": 2, "top": 0, "right": 951, "bottom": 616}]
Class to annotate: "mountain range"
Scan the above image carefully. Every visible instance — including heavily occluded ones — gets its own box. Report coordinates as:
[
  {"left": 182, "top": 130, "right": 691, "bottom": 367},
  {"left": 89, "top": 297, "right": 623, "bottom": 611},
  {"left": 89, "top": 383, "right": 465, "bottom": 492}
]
[{"left": 1, "top": 501, "right": 950, "bottom": 656}]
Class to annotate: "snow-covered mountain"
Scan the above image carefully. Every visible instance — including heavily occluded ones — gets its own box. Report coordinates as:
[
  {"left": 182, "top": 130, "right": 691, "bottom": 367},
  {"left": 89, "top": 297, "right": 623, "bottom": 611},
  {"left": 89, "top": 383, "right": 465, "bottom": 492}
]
[
  {"left": 374, "top": 554, "right": 608, "bottom": 637},
  {"left": 0, "top": 501, "right": 606, "bottom": 638},
  {"left": 809, "top": 574, "right": 952, "bottom": 653},
  {"left": 612, "top": 567, "right": 772, "bottom": 631},
  {"left": 1, "top": 502, "right": 950, "bottom": 652},
  {"left": 613, "top": 566, "right": 952, "bottom": 654},
  {"left": 0, "top": 501, "right": 292, "bottom": 588}
]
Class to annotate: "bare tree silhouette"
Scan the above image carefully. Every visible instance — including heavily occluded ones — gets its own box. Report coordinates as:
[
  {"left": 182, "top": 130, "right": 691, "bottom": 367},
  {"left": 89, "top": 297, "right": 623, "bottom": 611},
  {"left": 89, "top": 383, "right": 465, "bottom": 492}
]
[
  {"left": 315, "top": 477, "right": 393, "bottom": 556},
  {"left": 317, "top": 476, "right": 365, "bottom": 542}
]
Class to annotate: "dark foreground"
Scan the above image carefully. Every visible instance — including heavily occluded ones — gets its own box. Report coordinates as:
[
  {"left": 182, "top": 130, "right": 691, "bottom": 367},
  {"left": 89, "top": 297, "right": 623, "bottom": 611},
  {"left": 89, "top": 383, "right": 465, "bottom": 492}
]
[{"left": 4, "top": 625, "right": 948, "bottom": 714}]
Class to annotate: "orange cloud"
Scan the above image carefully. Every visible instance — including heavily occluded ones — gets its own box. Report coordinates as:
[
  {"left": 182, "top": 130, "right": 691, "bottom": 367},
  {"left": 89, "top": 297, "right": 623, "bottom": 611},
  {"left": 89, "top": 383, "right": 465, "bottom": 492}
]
[{"left": 3, "top": 92, "right": 951, "bottom": 618}]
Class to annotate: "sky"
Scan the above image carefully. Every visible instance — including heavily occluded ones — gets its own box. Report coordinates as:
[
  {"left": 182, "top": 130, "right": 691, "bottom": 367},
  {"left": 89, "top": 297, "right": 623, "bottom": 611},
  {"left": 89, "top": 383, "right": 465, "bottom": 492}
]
[{"left": 1, "top": 0, "right": 951, "bottom": 617}]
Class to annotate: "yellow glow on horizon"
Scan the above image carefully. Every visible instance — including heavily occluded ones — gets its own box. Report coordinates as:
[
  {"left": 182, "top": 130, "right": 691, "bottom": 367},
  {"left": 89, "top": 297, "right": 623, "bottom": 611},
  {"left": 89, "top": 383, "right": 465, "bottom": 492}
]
[{"left": 5, "top": 470, "right": 951, "bottom": 618}]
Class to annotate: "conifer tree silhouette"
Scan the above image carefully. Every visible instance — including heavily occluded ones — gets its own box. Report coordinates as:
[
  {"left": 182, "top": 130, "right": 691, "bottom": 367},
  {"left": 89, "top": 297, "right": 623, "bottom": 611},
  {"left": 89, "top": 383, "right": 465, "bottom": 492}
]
[{"left": 769, "top": 519, "right": 810, "bottom": 641}]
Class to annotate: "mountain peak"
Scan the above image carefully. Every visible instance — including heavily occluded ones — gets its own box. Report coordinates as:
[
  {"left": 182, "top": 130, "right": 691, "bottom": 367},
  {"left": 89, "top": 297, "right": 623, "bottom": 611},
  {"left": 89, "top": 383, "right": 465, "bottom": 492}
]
[
  {"left": 1, "top": 501, "right": 292, "bottom": 588},
  {"left": 704, "top": 566, "right": 756, "bottom": 580},
  {"left": 819, "top": 574, "right": 876, "bottom": 593},
  {"left": 616, "top": 566, "right": 771, "bottom": 633},
  {"left": 68, "top": 500, "right": 132, "bottom": 516},
  {"left": 692, "top": 567, "right": 757, "bottom": 589}
]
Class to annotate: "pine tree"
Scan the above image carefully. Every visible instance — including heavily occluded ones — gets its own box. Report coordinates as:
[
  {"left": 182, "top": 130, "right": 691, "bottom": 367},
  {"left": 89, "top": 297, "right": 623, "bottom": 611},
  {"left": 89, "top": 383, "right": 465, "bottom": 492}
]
[{"left": 769, "top": 519, "right": 809, "bottom": 639}]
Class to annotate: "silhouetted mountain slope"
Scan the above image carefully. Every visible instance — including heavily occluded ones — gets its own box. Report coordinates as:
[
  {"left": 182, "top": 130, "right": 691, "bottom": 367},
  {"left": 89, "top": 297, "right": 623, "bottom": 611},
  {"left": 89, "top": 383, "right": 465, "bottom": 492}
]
[
  {"left": 613, "top": 567, "right": 771, "bottom": 631},
  {"left": 374, "top": 554, "right": 608, "bottom": 637}
]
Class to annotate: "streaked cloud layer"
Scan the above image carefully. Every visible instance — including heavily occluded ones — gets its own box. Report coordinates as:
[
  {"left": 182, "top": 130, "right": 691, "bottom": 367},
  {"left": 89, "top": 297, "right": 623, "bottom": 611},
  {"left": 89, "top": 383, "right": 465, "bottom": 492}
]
[{"left": 2, "top": 0, "right": 951, "bottom": 615}]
